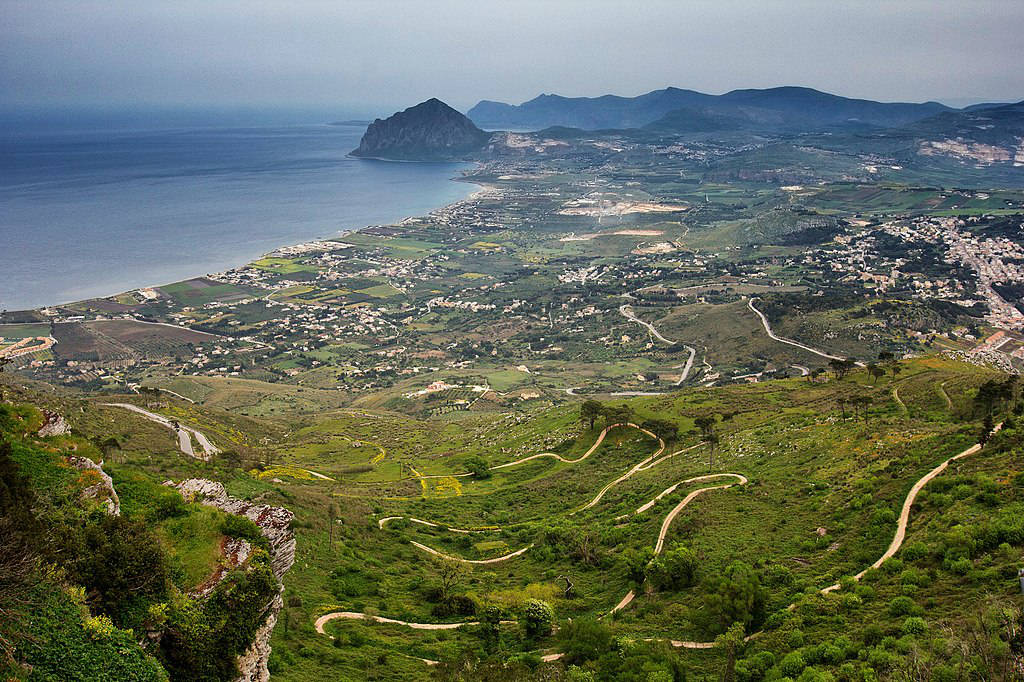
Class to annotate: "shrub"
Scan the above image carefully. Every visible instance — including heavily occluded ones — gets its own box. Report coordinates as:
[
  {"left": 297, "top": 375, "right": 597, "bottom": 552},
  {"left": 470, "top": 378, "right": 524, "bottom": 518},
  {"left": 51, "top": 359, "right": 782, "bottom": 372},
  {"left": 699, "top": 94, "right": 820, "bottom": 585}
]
[
  {"left": 797, "top": 667, "right": 835, "bottom": 682},
  {"left": 220, "top": 514, "right": 265, "bottom": 545},
  {"left": 522, "top": 599, "right": 554, "bottom": 639},
  {"left": 82, "top": 615, "right": 118, "bottom": 641},
  {"left": 779, "top": 651, "right": 807, "bottom": 677},
  {"left": 646, "top": 543, "right": 698, "bottom": 590},
  {"left": 888, "top": 596, "right": 916, "bottom": 616},
  {"left": 901, "top": 617, "right": 926, "bottom": 636},
  {"left": 557, "top": 618, "right": 612, "bottom": 666},
  {"left": 621, "top": 546, "right": 653, "bottom": 584},
  {"left": 736, "top": 651, "right": 775, "bottom": 682},
  {"left": 900, "top": 542, "right": 929, "bottom": 563},
  {"left": 862, "top": 624, "right": 884, "bottom": 646},
  {"left": 701, "top": 561, "right": 768, "bottom": 634},
  {"left": 463, "top": 455, "right": 491, "bottom": 479}
]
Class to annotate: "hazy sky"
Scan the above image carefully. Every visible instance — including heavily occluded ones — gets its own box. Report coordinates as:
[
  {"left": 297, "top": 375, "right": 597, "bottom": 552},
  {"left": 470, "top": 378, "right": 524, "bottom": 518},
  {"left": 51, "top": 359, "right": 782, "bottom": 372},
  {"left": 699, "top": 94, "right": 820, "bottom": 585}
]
[{"left": 2, "top": 0, "right": 1021, "bottom": 117}]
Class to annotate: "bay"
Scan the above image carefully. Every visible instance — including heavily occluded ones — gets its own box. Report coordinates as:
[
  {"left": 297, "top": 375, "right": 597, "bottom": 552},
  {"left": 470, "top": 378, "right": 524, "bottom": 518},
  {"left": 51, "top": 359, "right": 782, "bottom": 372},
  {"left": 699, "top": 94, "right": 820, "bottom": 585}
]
[{"left": 0, "top": 123, "right": 471, "bottom": 310}]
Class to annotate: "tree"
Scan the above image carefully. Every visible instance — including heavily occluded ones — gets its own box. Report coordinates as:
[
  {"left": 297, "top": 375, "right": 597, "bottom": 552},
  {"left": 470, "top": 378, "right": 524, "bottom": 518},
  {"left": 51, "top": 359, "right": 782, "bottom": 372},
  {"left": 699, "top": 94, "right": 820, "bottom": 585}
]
[
  {"left": 838, "top": 398, "right": 847, "bottom": 420},
  {"left": 522, "top": 599, "right": 554, "bottom": 639},
  {"left": 436, "top": 558, "right": 468, "bottom": 605},
  {"left": 557, "top": 617, "right": 612, "bottom": 666},
  {"left": 694, "top": 414, "right": 718, "bottom": 438},
  {"left": 867, "top": 363, "right": 885, "bottom": 384},
  {"left": 645, "top": 543, "right": 699, "bottom": 591},
  {"left": 706, "top": 431, "right": 721, "bottom": 470},
  {"left": 580, "top": 400, "right": 603, "bottom": 430},
  {"left": 640, "top": 418, "right": 679, "bottom": 443},
  {"left": 621, "top": 546, "right": 654, "bottom": 584},
  {"left": 463, "top": 455, "right": 491, "bottom": 479},
  {"left": 327, "top": 502, "right": 339, "bottom": 549},
  {"left": 604, "top": 404, "right": 633, "bottom": 427},
  {"left": 979, "top": 414, "right": 994, "bottom": 448},
  {"left": 851, "top": 395, "right": 872, "bottom": 420},
  {"left": 829, "top": 358, "right": 857, "bottom": 379},
  {"left": 716, "top": 621, "right": 748, "bottom": 682},
  {"left": 702, "top": 561, "right": 767, "bottom": 635}
]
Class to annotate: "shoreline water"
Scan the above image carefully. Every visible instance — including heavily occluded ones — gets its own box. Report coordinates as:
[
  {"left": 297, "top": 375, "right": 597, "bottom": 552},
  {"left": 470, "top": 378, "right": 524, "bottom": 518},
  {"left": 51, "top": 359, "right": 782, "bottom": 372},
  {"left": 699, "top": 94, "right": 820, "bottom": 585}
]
[
  {"left": 1, "top": 124, "right": 478, "bottom": 312},
  {"left": 19, "top": 172, "right": 487, "bottom": 314}
]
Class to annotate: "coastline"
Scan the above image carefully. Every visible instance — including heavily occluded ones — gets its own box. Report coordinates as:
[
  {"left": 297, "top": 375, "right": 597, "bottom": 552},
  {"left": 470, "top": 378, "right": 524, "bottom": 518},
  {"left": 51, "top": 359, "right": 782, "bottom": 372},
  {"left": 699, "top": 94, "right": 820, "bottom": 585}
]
[{"left": 15, "top": 167, "right": 487, "bottom": 314}]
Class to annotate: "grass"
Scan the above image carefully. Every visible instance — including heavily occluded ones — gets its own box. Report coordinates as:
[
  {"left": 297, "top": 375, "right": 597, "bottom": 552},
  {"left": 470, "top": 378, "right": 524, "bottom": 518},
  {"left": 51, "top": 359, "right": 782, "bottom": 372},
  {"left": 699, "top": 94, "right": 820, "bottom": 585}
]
[{"left": 23, "top": 354, "right": 1014, "bottom": 680}]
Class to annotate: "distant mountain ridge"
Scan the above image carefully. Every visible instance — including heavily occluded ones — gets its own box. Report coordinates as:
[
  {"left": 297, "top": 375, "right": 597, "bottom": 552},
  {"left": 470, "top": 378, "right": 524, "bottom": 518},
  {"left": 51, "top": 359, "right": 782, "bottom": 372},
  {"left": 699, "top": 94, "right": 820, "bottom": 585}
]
[
  {"left": 351, "top": 98, "right": 491, "bottom": 161},
  {"left": 468, "top": 86, "right": 955, "bottom": 132}
]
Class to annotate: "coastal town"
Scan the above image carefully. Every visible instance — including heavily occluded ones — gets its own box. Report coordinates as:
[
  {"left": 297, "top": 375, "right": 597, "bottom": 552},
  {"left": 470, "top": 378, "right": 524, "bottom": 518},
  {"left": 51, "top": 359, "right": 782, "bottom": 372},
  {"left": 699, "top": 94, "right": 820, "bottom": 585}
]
[{"left": 5, "top": 133, "right": 1024, "bottom": 404}]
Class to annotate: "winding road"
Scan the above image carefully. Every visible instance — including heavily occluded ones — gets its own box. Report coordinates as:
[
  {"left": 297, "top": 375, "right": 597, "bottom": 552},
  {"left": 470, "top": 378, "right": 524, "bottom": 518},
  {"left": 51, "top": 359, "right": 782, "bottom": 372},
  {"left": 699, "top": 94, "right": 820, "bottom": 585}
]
[
  {"left": 316, "top": 417, "right": 1004, "bottom": 657},
  {"left": 619, "top": 304, "right": 697, "bottom": 384},
  {"left": 747, "top": 298, "right": 859, "bottom": 364},
  {"left": 104, "top": 403, "right": 220, "bottom": 460},
  {"left": 393, "top": 423, "right": 667, "bottom": 562}
]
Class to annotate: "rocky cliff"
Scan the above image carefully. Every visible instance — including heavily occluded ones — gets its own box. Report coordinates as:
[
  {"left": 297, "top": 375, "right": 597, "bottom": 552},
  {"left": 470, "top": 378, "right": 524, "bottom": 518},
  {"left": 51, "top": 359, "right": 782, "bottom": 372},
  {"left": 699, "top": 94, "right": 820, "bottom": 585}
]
[
  {"left": 168, "top": 478, "right": 296, "bottom": 682},
  {"left": 351, "top": 98, "right": 491, "bottom": 161}
]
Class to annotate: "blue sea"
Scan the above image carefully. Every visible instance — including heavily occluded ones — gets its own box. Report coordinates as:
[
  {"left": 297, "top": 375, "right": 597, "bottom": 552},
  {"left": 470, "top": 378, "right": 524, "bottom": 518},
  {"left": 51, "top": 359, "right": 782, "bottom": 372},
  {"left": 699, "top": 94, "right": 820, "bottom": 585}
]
[{"left": 0, "top": 123, "right": 471, "bottom": 310}]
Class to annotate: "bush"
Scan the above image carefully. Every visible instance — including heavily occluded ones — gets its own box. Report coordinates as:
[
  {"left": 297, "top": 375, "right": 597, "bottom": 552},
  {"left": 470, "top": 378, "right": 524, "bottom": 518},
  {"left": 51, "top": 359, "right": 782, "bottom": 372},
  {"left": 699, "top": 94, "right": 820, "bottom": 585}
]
[
  {"left": 701, "top": 561, "right": 767, "bottom": 634},
  {"left": 901, "top": 617, "right": 926, "bottom": 636},
  {"left": 900, "top": 542, "right": 929, "bottom": 563},
  {"left": 557, "top": 618, "right": 611, "bottom": 666},
  {"left": 797, "top": 668, "right": 835, "bottom": 682},
  {"left": 220, "top": 514, "right": 265, "bottom": 545},
  {"left": 522, "top": 599, "right": 554, "bottom": 639},
  {"left": 779, "top": 651, "right": 807, "bottom": 677},
  {"left": 645, "top": 543, "right": 698, "bottom": 590},
  {"left": 862, "top": 624, "right": 884, "bottom": 646},
  {"left": 888, "top": 596, "right": 916, "bottom": 616},
  {"left": 736, "top": 651, "right": 775, "bottom": 682},
  {"left": 621, "top": 546, "right": 653, "bottom": 584},
  {"left": 464, "top": 455, "right": 491, "bottom": 479}
]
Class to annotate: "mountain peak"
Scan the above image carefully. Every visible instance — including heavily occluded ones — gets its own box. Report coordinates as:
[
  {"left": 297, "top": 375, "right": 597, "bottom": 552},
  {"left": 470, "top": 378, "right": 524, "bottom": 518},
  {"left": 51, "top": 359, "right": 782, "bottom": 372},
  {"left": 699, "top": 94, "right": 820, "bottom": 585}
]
[{"left": 352, "top": 98, "right": 491, "bottom": 161}]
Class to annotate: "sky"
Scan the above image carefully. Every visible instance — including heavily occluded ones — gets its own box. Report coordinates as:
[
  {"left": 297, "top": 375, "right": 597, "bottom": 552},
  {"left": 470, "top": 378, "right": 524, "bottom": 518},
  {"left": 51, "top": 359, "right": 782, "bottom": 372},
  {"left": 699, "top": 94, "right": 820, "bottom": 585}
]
[{"left": 2, "top": 0, "right": 1022, "bottom": 122}]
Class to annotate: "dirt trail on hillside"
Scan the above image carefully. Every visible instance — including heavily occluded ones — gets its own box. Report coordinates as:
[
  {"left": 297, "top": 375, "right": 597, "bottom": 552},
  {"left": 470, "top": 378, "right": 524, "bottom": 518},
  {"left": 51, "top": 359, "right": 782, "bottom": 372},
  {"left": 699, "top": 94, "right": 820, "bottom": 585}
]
[
  {"left": 748, "top": 298, "right": 856, "bottom": 364},
  {"left": 104, "top": 403, "right": 219, "bottom": 460}
]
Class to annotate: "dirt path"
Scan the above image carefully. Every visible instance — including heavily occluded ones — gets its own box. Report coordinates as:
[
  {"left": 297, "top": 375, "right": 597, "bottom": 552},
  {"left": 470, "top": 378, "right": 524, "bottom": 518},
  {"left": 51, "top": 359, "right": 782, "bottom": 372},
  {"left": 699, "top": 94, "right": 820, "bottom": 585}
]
[
  {"left": 892, "top": 386, "right": 908, "bottom": 415},
  {"left": 574, "top": 430, "right": 666, "bottom": 512},
  {"left": 938, "top": 381, "right": 954, "bottom": 410},
  {"left": 748, "top": 298, "right": 852, "bottom": 363},
  {"left": 490, "top": 422, "right": 647, "bottom": 470},
  {"left": 821, "top": 422, "right": 1001, "bottom": 592},
  {"left": 619, "top": 304, "right": 697, "bottom": 383},
  {"left": 610, "top": 473, "right": 748, "bottom": 615},
  {"left": 104, "top": 403, "right": 219, "bottom": 460},
  {"left": 410, "top": 541, "right": 534, "bottom": 565},
  {"left": 316, "top": 388, "right": 1001, "bottom": 660}
]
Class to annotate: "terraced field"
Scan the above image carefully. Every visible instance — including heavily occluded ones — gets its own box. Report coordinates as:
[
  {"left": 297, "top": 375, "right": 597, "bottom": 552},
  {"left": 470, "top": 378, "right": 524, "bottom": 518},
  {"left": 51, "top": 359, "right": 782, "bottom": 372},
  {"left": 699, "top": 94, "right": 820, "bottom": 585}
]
[{"left": 42, "top": 353, "right": 1024, "bottom": 680}]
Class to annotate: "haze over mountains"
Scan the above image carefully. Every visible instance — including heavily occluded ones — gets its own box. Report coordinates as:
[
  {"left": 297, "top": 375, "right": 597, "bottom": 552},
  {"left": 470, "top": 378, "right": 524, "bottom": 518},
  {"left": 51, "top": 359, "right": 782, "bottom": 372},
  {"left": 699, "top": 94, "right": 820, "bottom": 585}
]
[
  {"left": 352, "top": 86, "right": 1023, "bottom": 168},
  {"left": 467, "top": 86, "right": 999, "bottom": 132}
]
